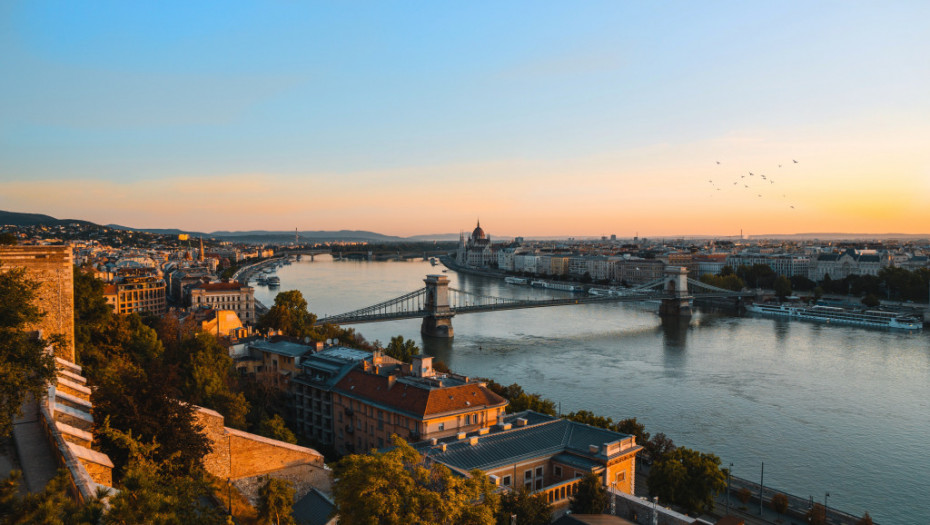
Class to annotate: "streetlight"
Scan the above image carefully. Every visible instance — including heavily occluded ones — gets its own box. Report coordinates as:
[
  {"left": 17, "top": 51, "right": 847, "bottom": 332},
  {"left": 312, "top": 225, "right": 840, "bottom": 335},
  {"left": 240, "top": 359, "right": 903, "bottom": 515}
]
[
  {"left": 824, "top": 492, "right": 830, "bottom": 515},
  {"left": 610, "top": 481, "right": 616, "bottom": 515},
  {"left": 652, "top": 496, "right": 659, "bottom": 525}
]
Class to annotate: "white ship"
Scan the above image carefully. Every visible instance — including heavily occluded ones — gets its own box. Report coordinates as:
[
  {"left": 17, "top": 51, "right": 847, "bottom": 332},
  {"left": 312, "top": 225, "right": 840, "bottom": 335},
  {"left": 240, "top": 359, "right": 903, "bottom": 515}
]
[
  {"left": 504, "top": 276, "right": 528, "bottom": 285},
  {"left": 746, "top": 303, "right": 922, "bottom": 331}
]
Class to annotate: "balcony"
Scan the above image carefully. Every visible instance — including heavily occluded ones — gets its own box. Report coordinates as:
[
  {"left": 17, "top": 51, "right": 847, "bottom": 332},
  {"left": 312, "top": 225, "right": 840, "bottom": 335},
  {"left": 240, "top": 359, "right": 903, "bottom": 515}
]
[{"left": 539, "top": 478, "right": 582, "bottom": 505}]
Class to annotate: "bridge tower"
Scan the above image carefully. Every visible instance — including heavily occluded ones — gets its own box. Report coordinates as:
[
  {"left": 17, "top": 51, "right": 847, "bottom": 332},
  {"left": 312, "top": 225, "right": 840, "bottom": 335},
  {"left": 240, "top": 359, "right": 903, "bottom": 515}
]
[
  {"left": 421, "top": 274, "right": 455, "bottom": 338},
  {"left": 658, "top": 266, "right": 693, "bottom": 318}
]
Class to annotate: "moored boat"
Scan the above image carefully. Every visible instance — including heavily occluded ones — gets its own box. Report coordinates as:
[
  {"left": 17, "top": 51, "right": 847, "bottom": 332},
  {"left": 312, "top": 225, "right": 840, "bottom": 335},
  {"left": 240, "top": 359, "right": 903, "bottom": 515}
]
[{"left": 746, "top": 302, "right": 922, "bottom": 331}]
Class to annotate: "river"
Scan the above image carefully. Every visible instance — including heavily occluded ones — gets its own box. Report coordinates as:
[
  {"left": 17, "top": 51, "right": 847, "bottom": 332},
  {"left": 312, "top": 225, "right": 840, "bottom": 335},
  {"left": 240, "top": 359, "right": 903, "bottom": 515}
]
[{"left": 253, "top": 256, "right": 929, "bottom": 524}]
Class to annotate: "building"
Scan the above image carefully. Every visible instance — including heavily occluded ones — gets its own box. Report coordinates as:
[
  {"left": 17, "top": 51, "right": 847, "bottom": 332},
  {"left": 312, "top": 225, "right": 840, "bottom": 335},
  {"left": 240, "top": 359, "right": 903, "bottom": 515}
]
[
  {"left": 808, "top": 249, "right": 890, "bottom": 281},
  {"left": 293, "top": 350, "right": 508, "bottom": 454},
  {"left": 456, "top": 220, "right": 495, "bottom": 268},
  {"left": 0, "top": 245, "right": 75, "bottom": 361},
  {"left": 413, "top": 410, "right": 641, "bottom": 509},
  {"left": 292, "top": 346, "right": 376, "bottom": 446},
  {"left": 726, "top": 253, "right": 810, "bottom": 279},
  {"left": 102, "top": 275, "right": 167, "bottom": 315},
  {"left": 242, "top": 339, "right": 316, "bottom": 388},
  {"left": 190, "top": 281, "right": 256, "bottom": 323}
]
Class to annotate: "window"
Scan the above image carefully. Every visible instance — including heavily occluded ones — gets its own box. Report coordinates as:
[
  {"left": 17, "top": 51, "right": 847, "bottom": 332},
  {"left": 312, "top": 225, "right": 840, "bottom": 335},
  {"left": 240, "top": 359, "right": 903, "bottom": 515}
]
[
  {"left": 535, "top": 466, "right": 543, "bottom": 478},
  {"left": 524, "top": 470, "right": 532, "bottom": 481},
  {"left": 615, "top": 471, "right": 625, "bottom": 482},
  {"left": 437, "top": 422, "right": 444, "bottom": 431},
  {"left": 535, "top": 478, "right": 543, "bottom": 490},
  {"left": 554, "top": 466, "right": 562, "bottom": 477},
  {"left": 502, "top": 475, "right": 511, "bottom": 487},
  {"left": 525, "top": 481, "right": 532, "bottom": 491}
]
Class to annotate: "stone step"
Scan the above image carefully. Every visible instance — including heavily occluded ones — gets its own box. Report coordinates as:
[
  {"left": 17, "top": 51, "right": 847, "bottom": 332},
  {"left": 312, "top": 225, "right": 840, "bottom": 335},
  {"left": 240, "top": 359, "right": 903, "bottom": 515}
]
[
  {"left": 55, "top": 421, "right": 94, "bottom": 448},
  {"left": 67, "top": 442, "right": 113, "bottom": 487},
  {"left": 55, "top": 357, "right": 82, "bottom": 375},
  {"left": 53, "top": 403, "right": 93, "bottom": 433},
  {"left": 55, "top": 378, "right": 92, "bottom": 402},
  {"left": 57, "top": 367, "right": 87, "bottom": 385},
  {"left": 54, "top": 389, "right": 93, "bottom": 413}
]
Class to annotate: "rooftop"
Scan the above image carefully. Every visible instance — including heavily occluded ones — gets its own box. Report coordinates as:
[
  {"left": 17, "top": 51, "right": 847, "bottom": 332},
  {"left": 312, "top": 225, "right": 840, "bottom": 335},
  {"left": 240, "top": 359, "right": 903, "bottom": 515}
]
[{"left": 250, "top": 339, "right": 314, "bottom": 358}]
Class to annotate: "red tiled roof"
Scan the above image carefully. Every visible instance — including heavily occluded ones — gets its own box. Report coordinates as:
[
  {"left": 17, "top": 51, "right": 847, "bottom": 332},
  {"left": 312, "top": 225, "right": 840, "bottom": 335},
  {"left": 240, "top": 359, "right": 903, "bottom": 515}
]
[{"left": 335, "top": 370, "right": 507, "bottom": 418}]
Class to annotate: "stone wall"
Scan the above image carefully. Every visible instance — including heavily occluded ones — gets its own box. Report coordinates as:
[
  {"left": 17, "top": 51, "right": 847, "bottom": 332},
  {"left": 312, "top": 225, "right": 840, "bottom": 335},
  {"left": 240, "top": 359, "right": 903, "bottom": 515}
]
[
  {"left": 0, "top": 246, "right": 75, "bottom": 361},
  {"left": 195, "top": 407, "right": 328, "bottom": 484}
]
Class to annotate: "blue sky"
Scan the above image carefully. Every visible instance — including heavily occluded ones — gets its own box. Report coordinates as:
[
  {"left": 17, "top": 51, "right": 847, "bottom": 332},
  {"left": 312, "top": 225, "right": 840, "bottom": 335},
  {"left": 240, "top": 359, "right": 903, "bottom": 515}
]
[{"left": 2, "top": 1, "right": 928, "bottom": 236}]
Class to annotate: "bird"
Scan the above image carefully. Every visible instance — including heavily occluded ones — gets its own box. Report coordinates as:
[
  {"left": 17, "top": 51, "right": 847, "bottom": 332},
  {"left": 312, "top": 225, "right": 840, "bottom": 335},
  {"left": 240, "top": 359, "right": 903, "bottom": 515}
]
[
  {"left": 770, "top": 180, "right": 774, "bottom": 184},
  {"left": 733, "top": 182, "right": 738, "bottom": 185},
  {"left": 790, "top": 205, "right": 795, "bottom": 208},
  {"left": 744, "top": 184, "right": 749, "bottom": 188},
  {"left": 741, "top": 175, "right": 745, "bottom": 178},
  {"left": 793, "top": 159, "right": 798, "bottom": 163},
  {"left": 716, "top": 161, "right": 721, "bottom": 165},
  {"left": 758, "top": 194, "right": 762, "bottom": 197},
  {"left": 749, "top": 172, "right": 754, "bottom": 176},
  {"left": 778, "top": 164, "right": 782, "bottom": 168}
]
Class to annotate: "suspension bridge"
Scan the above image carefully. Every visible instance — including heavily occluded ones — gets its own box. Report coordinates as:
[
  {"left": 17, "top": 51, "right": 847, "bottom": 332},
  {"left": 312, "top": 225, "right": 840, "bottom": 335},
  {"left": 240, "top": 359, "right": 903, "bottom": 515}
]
[{"left": 317, "top": 267, "right": 754, "bottom": 337}]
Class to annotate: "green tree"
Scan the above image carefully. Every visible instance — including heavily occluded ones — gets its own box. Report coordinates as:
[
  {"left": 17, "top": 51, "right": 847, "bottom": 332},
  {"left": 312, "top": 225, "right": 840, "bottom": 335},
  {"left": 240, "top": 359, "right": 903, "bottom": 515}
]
[
  {"left": 0, "top": 469, "right": 104, "bottom": 525},
  {"left": 812, "top": 286, "right": 824, "bottom": 303},
  {"left": 257, "top": 415, "right": 297, "bottom": 445},
  {"left": 168, "top": 331, "right": 249, "bottom": 429},
  {"left": 0, "top": 233, "right": 16, "bottom": 246},
  {"left": 700, "top": 273, "right": 745, "bottom": 292},
  {"left": 770, "top": 493, "right": 788, "bottom": 514},
  {"left": 258, "top": 290, "right": 318, "bottom": 338},
  {"left": 0, "top": 266, "right": 57, "bottom": 437},
  {"left": 861, "top": 293, "right": 880, "bottom": 308},
  {"left": 72, "top": 266, "right": 115, "bottom": 366},
  {"left": 570, "top": 472, "right": 609, "bottom": 514},
  {"left": 645, "top": 432, "right": 676, "bottom": 463},
  {"left": 497, "top": 487, "right": 551, "bottom": 525},
  {"left": 101, "top": 425, "right": 225, "bottom": 525},
  {"left": 333, "top": 436, "right": 498, "bottom": 525},
  {"left": 384, "top": 335, "right": 420, "bottom": 363},
  {"left": 773, "top": 275, "right": 792, "bottom": 300},
  {"left": 617, "top": 418, "right": 651, "bottom": 448},
  {"left": 647, "top": 447, "right": 726, "bottom": 515},
  {"left": 258, "top": 478, "right": 296, "bottom": 525},
  {"left": 805, "top": 502, "right": 826, "bottom": 525}
]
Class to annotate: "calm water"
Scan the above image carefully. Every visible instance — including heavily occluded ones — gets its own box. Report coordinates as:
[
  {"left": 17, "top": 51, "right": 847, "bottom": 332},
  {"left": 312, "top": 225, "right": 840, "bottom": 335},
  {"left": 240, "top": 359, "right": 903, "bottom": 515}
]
[{"left": 255, "top": 257, "right": 930, "bottom": 524}]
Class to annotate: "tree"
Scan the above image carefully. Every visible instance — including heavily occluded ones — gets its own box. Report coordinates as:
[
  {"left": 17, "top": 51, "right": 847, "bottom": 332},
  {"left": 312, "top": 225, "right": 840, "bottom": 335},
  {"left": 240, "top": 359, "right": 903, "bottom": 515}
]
[
  {"left": 570, "top": 472, "right": 609, "bottom": 514},
  {"left": 805, "top": 502, "right": 827, "bottom": 525},
  {"left": 257, "top": 415, "right": 297, "bottom": 444},
  {"left": 647, "top": 447, "right": 726, "bottom": 515},
  {"left": 0, "top": 233, "right": 16, "bottom": 246},
  {"left": 101, "top": 425, "right": 225, "bottom": 525},
  {"left": 168, "top": 331, "right": 249, "bottom": 429},
  {"left": 770, "top": 493, "right": 788, "bottom": 514},
  {"left": 384, "top": 335, "right": 420, "bottom": 363},
  {"left": 258, "top": 290, "right": 318, "bottom": 338},
  {"left": 258, "top": 478, "right": 296, "bottom": 525},
  {"left": 861, "top": 293, "right": 880, "bottom": 308},
  {"left": 856, "top": 512, "right": 874, "bottom": 525},
  {"left": 813, "top": 286, "right": 824, "bottom": 303},
  {"left": 617, "top": 418, "right": 651, "bottom": 449},
  {"left": 645, "top": 433, "right": 676, "bottom": 463},
  {"left": 0, "top": 266, "right": 56, "bottom": 437},
  {"left": 72, "top": 266, "right": 115, "bottom": 366},
  {"left": 0, "top": 469, "right": 104, "bottom": 525},
  {"left": 333, "top": 436, "right": 498, "bottom": 525},
  {"left": 497, "top": 487, "right": 551, "bottom": 525},
  {"left": 773, "top": 275, "right": 792, "bottom": 300}
]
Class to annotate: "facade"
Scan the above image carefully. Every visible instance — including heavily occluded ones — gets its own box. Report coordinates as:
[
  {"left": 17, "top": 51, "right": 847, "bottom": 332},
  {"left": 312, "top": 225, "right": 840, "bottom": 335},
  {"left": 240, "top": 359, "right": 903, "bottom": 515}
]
[
  {"left": 727, "top": 253, "right": 811, "bottom": 279},
  {"left": 414, "top": 410, "right": 641, "bottom": 509},
  {"left": 456, "top": 220, "right": 495, "bottom": 268},
  {"left": 243, "top": 339, "right": 316, "bottom": 388},
  {"left": 102, "top": 275, "right": 167, "bottom": 315},
  {"left": 190, "top": 281, "right": 256, "bottom": 323},
  {"left": 808, "top": 249, "right": 891, "bottom": 281},
  {"left": 293, "top": 350, "right": 509, "bottom": 454},
  {"left": 0, "top": 245, "right": 75, "bottom": 361},
  {"left": 613, "top": 259, "right": 665, "bottom": 285}
]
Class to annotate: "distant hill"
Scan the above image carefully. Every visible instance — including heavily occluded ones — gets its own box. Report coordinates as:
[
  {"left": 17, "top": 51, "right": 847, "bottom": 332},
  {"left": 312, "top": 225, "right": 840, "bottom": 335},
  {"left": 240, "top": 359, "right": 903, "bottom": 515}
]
[{"left": 0, "top": 209, "right": 98, "bottom": 228}]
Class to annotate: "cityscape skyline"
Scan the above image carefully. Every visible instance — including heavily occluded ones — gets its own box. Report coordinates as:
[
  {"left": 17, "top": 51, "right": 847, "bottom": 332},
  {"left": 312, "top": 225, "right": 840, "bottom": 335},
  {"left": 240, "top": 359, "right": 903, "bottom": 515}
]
[{"left": 2, "top": 2, "right": 928, "bottom": 236}]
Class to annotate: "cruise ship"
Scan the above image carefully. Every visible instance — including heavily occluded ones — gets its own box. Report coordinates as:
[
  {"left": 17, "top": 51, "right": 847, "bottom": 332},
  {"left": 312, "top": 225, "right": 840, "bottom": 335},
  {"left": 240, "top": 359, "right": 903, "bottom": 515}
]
[
  {"left": 746, "top": 303, "right": 922, "bottom": 331},
  {"left": 504, "top": 276, "right": 528, "bottom": 285}
]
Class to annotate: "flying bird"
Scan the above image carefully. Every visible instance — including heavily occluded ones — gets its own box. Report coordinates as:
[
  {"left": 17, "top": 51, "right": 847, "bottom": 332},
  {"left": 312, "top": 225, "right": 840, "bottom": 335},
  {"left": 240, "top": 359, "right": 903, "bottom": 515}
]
[
  {"left": 793, "top": 159, "right": 798, "bottom": 163},
  {"left": 716, "top": 161, "right": 721, "bottom": 165},
  {"left": 778, "top": 164, "right": 782, "bottom": 168},
  {"left": 790, "top": 205, "right": 795, "bottom": 208}
]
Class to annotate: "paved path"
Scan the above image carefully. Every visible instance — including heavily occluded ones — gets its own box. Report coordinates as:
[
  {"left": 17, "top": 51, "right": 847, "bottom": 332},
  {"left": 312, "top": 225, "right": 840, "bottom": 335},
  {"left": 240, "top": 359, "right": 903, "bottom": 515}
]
[{"left": 11, "top": 396, "right": 59, "bottom": 492}]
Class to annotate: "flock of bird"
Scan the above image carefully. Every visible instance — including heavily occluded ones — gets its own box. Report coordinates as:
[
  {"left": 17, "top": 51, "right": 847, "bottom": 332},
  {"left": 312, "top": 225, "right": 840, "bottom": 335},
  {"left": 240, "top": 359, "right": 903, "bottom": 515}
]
[{"left": 706, "top": 159, "right": 798, "bottom": 209}]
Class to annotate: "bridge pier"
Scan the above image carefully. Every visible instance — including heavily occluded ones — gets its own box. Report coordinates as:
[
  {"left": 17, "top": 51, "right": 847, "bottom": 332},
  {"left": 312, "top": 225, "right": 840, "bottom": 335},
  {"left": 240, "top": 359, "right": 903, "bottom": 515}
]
[
  {"left": 659, "top": 266, "right": 692, "bottom": 318},
  {"left": 422, "top": 275, "right": 455, "bottom": 338}
]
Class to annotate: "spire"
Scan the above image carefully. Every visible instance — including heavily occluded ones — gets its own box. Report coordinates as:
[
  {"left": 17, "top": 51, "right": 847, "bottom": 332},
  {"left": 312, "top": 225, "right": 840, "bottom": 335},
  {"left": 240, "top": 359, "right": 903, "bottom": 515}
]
[{"left": 199, "top": 237, "right": 205, "bottom": 262}]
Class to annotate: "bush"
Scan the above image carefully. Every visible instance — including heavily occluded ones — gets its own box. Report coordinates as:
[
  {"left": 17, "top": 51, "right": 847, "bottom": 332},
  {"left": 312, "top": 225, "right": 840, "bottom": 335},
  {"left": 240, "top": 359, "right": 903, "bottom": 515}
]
[
  {"left": 770, "top": 493, "right": 789, "bottom": 514},
  {"left": 737, "top": 487, "right": 752, "bottom": 504}
]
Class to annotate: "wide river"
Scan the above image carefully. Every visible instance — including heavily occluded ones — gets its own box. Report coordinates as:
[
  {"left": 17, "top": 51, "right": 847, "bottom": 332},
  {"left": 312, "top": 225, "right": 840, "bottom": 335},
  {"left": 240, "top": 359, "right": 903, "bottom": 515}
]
[{"left": 254, "top": 256, "right": 929, "bottom": 523}]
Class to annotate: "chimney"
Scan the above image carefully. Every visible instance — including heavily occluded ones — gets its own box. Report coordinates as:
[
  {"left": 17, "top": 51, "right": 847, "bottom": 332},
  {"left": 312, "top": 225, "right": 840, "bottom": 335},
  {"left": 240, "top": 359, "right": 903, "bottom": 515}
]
[
  {"left": 589, "top": 444, "right": 600, "bottom": 454},
  {"left": 515, "top": 418, "right": 528, "bottom": 427},
  {"left": 469, "top": 437, "right": 479, "bottom": 446},
  {"left": 456, "top": 432, "right": 467, "bottom": 440},
  {"left": 372, "top": 350, "right": 383, "bottom": 366},
  {"left": 411, "top": 355, "right": 434, "bottom": 378}
]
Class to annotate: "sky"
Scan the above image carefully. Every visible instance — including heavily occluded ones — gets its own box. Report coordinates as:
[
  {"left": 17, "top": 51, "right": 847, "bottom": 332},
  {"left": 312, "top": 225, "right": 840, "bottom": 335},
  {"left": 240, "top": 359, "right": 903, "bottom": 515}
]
[{"left": 1, "top": 1, "right": 929, "bottom": 238}]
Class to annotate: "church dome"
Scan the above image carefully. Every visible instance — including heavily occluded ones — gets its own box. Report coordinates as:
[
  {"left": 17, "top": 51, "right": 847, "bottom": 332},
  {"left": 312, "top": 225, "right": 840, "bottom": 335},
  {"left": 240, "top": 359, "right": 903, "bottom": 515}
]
[{"left": 471, "top": 221, "right": 486, "bottom": 240}]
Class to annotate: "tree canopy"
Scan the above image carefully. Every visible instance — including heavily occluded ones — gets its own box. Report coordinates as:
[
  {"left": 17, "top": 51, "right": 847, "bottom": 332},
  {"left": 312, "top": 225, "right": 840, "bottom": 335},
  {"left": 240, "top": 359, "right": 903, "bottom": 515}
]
[
  {"left": 647, "top": 446, "right": 726, "bottom": 515},
  {"left": 257, "top": 478, "right": 296, "bottom": 525},
  {"left": 496, "top": 487, "right": 551, "bottom": 525},
  {"left": 258, "top": 290, "right": 318, "bottom": 338},
  {"left": 0, "top": 266, "right": 56, "bottom": 437},
  {"left": 333, "top": 437, "right": 498, "bottom": 525},
  {"left": 569, "top": 472, "right": 609, "bottom": 514},
  {"left": 384, "top": 335, "right": 420, "bottom": 362}
]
